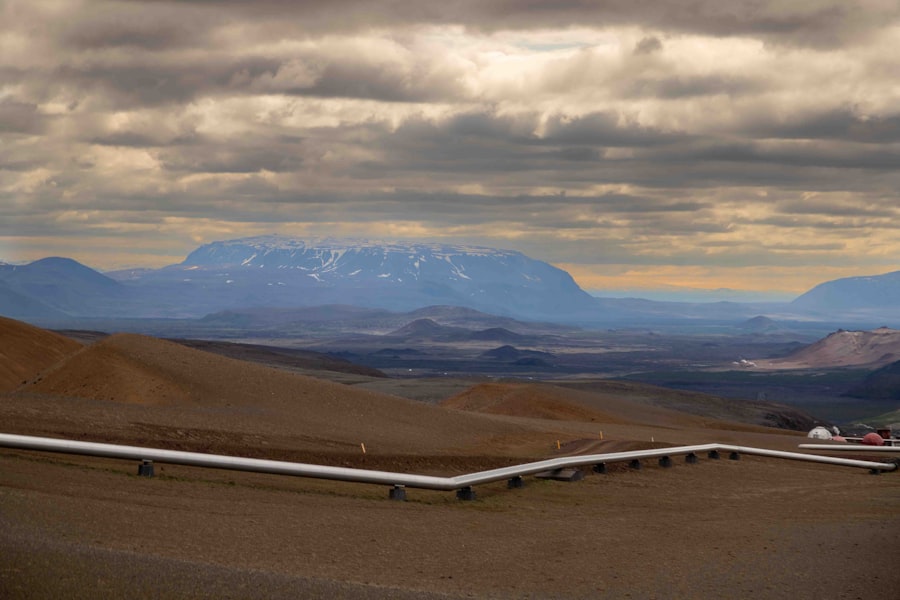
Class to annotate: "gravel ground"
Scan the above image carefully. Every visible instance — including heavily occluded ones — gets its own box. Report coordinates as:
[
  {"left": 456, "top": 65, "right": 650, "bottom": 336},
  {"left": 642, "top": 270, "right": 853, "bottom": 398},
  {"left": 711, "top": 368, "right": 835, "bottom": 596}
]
[
  {"left": 3, "top": 449, "right": 899, "bottom": 599},
  {"left": 3, "top": 322, "right": 899, "bottom": 598}
]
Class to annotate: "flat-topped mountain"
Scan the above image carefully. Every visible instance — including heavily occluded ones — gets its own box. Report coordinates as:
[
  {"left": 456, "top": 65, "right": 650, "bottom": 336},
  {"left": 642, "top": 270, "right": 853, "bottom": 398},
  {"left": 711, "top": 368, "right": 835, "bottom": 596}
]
[
  {"left": 792, "top": 270, "right": 900, "bottom": 316},
  {"left": 113, "top": 235, "right": 600, "bottom": 321},
  {"left": 3, "top": 239, "right": 900, "bottom": 327}
]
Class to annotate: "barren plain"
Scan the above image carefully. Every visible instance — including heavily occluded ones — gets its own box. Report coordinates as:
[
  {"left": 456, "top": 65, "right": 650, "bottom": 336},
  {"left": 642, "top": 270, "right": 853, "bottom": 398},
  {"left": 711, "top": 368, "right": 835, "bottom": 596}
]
[{"left": 2, "top": 316, "right": 899, "bottom": 599}]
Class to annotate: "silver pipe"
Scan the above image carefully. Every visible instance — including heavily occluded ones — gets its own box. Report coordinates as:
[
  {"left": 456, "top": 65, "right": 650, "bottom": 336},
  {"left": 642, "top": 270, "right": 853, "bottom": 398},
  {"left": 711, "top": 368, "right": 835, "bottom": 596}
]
[
  {"left": 453, "top": 445, "right": 720, "bottom": 487},
  {"left": 455, "top": 443, "right": 897, "bottom": 487},
  {"left": 720, "top": 444, "right": 896, "bottom": 470},
  {"left": 798, "top": 444, "right": 900, "bottom": 452},
  {"left": 0, "top": 434, "right": 894, "bottom": 494},
  {"left": 0, "top": 433, "right": 453, "bottom": 489}
]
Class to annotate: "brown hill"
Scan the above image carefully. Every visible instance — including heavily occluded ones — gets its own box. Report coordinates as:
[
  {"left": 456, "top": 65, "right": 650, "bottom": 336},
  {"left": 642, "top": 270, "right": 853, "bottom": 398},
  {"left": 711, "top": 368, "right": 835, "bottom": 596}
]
[
  {"left": 0, "top": 316, "right": 81, "bottom": 393},
  {"left": 170, "top": 338, "right": 387, "bottom": 379},
  {"left": 756, "top": 327, "right": 900, "bottom": 369},
  {"left": 13, "top": 332, "right": 542, "bottom": 457},
  {"left": 2, "top": 319, "right": 810, "bottom": 471},
  {"left": 442, "top": 382, "right": 632, "bottom": 423},
  {"left": 441, "top": 381, "right": 746, "bottom": 430},
  {"left": 556, "top": 379, "right": 815, "bottom": 431}
]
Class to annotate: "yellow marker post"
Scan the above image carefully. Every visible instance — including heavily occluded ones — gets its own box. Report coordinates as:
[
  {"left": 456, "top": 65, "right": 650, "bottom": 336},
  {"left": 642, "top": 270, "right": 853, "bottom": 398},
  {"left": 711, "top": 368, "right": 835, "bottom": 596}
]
[
  {"left": 556, "top": 440, "right": 561, "bottom": 449},
  {"left": 360, "top": 443, "right": 366, "bottom": 454}
]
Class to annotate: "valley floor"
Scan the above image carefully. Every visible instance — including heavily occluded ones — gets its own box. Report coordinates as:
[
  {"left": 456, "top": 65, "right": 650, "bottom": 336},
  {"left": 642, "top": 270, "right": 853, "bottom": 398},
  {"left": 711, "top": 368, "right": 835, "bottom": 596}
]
[
  {"left": 3, "top": 317, "right": 899, "bottom": 598},
  {"left": 2, "top": 446, "right": 899, "bottom": 599}
]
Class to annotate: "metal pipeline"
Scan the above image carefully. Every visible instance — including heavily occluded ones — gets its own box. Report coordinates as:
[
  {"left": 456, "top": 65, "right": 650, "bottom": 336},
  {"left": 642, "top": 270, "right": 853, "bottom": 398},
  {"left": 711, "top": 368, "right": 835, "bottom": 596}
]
[
  {"left": 0, "top": 433, "right": 895, "bottom": 493},
  {"left": 798, "top": 444, "right": 900, "bottom": 452}
]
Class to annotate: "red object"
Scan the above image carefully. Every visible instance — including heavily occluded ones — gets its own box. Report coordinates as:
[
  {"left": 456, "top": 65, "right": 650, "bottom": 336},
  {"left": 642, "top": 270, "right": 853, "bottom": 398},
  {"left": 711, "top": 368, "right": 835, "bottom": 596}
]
[{"left": 861, "top": 432, "right": 885, "bottom": 446}]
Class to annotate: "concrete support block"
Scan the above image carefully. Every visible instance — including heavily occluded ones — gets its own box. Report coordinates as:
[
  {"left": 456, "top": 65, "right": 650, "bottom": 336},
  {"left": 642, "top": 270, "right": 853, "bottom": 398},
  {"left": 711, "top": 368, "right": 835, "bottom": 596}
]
[
  {"left": 456, "top": 486, "right": 476, "bottom": 501},
  {"left": 535, "top": 468, "right": 584, "bottom": 482},
  {"left": 685, "top": 453, "right": 699, "bottom": 464},
  {"left": 507, "top": 476, "right": 525, "bottom": 489},
  {"left": 592, "top": 462, "right": 607, "bottom": 474},
  {"left": 729, "top": 451, "right": 741, "bottom": 461},
  {"left": 137, "top": 459, "right": 154, "bottom": 477},
  {"left": 708, "top": 450, "right": 720, "bottom": 460},
  {"left": 658, "top": 456, "right": 673, "bottom": 468},
  {"left": 389, "top": 485, "right": 407, "bottom": 501},
  {"left": 629, "top": 459, "right": 641, "bottom": 470}
]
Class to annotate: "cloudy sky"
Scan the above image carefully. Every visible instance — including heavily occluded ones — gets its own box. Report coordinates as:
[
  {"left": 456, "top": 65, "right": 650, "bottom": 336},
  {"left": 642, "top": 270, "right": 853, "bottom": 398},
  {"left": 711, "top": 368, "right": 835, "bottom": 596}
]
[{"left": 2, "top": 0, "right": 899, "bottom": 297}]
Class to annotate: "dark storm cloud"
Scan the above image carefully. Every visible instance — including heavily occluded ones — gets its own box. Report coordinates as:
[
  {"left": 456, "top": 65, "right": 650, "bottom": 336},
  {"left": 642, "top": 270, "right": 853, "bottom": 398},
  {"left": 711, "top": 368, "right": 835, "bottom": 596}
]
[
  {"left": 144, "top": 0, "right": 900, "bottom": 48},
  {"left": 298, "top": 60, "right": 461, "bottom": 103},
  {"left": 4, "top": 0, "right": 900, "bottom": 285},
  {"left": 633, "top": 36, "right": 662, "bottom": 55},
  {"left": 0, "top": 156, "right": 44, "bottom": 172},
  {"left": 776, "top": 199, "right": 898, "bottom": 219},
  {"left": 555, "top": 147, "right": 602, "bottom": 161},
  {"left": 542, "top": 113, "right": 688, "bottom": 147},
  {"left": 622, "top": 75, "right": 761, "bottom": 99},
  {"left": 330, "top": 109, "right": 897, "bottom": 196},
  {"left": 34, "top": 49, "right": 463, "bottom": 110},
  {"left": 687, "top": 141, "right": 900, "bottom": 171},
  {"left": 346, "top": 110, "right": 700, "bottom": 184},
  {"left": 753, "top": 109, "right": 900, "bottom": 144},
  {"left": 384, "top": 190, "right": 708, "bottom": 215},
  {"left": 88, "top": 132, "right": 179, "bottom": 148},
  {"left": 0, "top": 100, "right": 45, "bottom": 134},
  {"left": 49, "top": 56, "right": 283, "bottom": 107},
  {"left": 352, "top": 113, "right": 543, "bottom": 175},
  {"left": 61, "top": 7, "right": 203, "bottom": 50},
  {"left": 158, "top": 142, "right": 305, "bottom": 174},
  {"left": 752, "top": 214, "right": 894, "bottom": 231},
  {"left": 73, "top": 184, "right": 707, "bottom": 232}
]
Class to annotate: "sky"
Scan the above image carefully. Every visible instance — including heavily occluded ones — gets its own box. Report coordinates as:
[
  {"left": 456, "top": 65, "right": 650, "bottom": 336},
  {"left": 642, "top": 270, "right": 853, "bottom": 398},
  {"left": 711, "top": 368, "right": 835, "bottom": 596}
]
[{"left": 2, "top": 0, "right": 899, "bottom": 299}]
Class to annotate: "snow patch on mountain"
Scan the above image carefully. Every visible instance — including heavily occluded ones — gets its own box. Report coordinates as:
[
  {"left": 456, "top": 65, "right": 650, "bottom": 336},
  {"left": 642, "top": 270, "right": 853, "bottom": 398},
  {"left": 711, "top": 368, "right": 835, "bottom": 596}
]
[{"left": 171, "top": 235, "right": 598, "bottom": 320}]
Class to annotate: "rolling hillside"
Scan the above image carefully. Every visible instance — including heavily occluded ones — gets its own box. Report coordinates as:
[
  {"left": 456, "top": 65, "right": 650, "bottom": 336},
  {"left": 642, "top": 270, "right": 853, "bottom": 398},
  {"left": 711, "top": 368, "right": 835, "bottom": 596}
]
[
  {"left": 756, "top": 327, "right": 900, "bottom": 369},
  {"left": 0, "top": 316, "right": 82, "bottom": 392}
]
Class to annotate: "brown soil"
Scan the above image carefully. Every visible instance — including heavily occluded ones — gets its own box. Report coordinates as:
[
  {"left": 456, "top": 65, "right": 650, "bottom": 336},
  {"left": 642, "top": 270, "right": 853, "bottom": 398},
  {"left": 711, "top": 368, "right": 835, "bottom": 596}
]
[
  {"left": 170, "top": 337, "right": 388, "bottom": 378},
  {"left": 0, "top": 316, "right": 81, "bottom": 392},
  {"left": 2, "top": 318, "right": 899, "bottom": 598},
  {"left": 442, "top": 382, "right": 633, "bottom": 422},
  {"left": 442, "top": 381, "right": 793, "bottom": 437},
  {"left": 11, "top": 332, "right": 553, "bottom": 458},
  {"left": 3, "top": 450, "right": 898, "bottom": 600}
]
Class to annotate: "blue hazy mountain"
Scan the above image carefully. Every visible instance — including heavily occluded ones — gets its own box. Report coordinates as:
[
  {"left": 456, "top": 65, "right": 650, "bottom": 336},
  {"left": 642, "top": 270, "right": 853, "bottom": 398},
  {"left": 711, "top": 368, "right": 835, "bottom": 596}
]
[
  {"left": 114, "top": 236, "right": 601, "bottom": 321},
  {"left": 0, "top": 257, "right": 124, "bottom": 318},
  {"left": 791, "top": 270, "right": 900, "bottom": 317},
  {"left": 3, "top": 240, "right": 900, "bottom": 327}
]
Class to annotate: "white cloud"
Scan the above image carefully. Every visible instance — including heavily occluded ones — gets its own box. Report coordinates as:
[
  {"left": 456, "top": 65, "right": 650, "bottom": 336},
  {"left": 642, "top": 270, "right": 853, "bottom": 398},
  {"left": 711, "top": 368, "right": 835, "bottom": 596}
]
[{"left": 2, "top": 1, "right": 899, "bottom": 291}]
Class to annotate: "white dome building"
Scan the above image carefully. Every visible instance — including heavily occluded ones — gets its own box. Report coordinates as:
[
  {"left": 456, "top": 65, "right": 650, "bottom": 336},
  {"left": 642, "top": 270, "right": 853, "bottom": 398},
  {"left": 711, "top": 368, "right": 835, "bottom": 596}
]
[{"left": 807, "top": 426, "right": 834, "bottom": 440}]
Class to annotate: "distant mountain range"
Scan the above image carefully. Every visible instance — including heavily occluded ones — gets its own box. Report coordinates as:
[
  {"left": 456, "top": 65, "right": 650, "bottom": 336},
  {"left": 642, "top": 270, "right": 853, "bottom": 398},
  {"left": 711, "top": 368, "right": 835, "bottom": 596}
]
[
  {"left": 792, "top": 271, "right": 900, "bottom": 316},
  {"left": 1, "top": 236, "right": 899, "bottom": 327},
  {"left": 0, "top": 257, "right": 126, "bottom": 319},
  {"left": 107, "top": 236, "right": 600, "bottom": 321}
]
